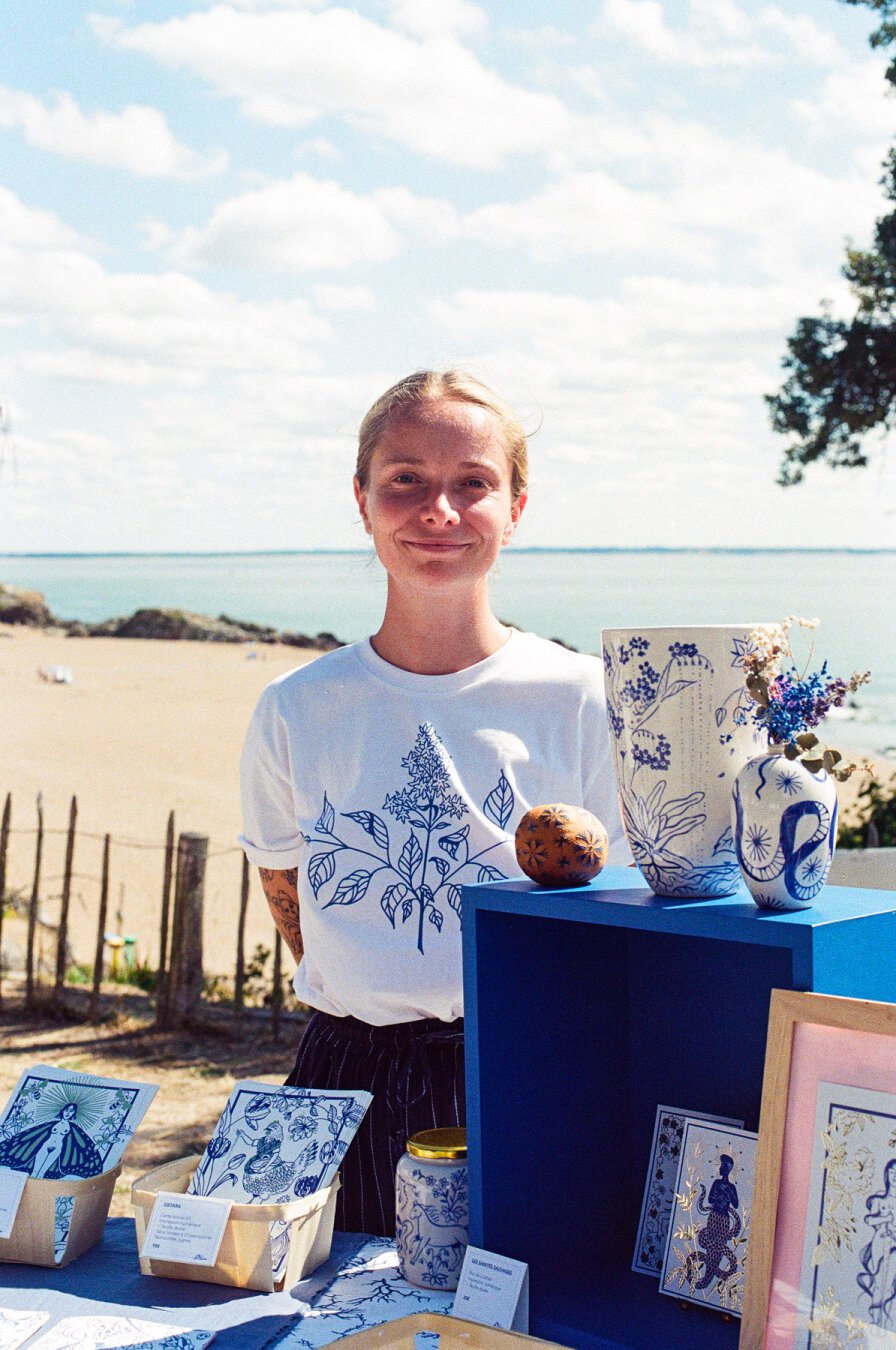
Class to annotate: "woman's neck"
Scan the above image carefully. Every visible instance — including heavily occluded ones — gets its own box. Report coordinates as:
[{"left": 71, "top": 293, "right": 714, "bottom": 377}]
[{"left": 370, "top": 582, "right": 511, "bottom": 674}]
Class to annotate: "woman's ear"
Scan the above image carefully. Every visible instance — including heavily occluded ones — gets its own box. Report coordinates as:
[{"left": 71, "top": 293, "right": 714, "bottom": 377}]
[
  {"left": 353, "top": 476, "right": 372, "bottom": 535},
  {"left": 503, "top": 491, "right": 527, "bottom": 544}
]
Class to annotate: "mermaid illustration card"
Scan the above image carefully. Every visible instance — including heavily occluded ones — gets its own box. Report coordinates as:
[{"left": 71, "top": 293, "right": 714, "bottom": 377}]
[
  {"left": 659, "top": 1119, "right": 757, "bottom": 1316},
  {"left": 0, "top": 1065, "right": 157, "bottom": 1180},
  {"left": 632, "top": 1104, "right": 744, "bottom": 1277},
  {"left": 188, "top": 1081, "right": 371, "bottom": 1281},
  {"left": 795, "top": 1081, "right": 896, "bottom": 1349}
]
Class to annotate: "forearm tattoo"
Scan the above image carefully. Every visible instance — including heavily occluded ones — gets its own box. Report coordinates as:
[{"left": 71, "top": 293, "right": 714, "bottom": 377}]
[{"left": 258, "top": 867, "right": 304, "bottom": 963}]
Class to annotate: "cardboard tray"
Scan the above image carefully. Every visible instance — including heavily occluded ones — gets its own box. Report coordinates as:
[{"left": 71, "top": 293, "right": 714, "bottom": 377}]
[
  {"left": 0, "top": 1165, "right": 121, "bottom": 1268},
  {"left": 332, "top": 1313, "right": 570, "bottom": 1347},
  {"left": 131, "top": 1154, "right": 339, "bottom": 1292}
]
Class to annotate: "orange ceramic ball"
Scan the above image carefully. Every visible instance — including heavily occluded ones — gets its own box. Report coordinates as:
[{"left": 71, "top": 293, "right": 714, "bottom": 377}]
[{"left": 514, "top": 803, "right": 609, "bottom": 889}]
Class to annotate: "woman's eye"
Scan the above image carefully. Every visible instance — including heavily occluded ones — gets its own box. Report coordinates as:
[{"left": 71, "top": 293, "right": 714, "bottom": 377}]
[
  {"left": 392, "top": 472, "right": 417, "bottom": 485},
  {"left": 464, "top": 477, "right": 488, "bottom": 490}
]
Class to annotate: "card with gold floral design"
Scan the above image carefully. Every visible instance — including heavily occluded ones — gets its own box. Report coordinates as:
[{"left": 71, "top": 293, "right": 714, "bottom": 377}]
[
  {"left": 659, "top": 1119, "right": 756, "bottom": 1317},
  {"left": 632, "top": 1105, "right": 743, "bottom": 1276},
  {"left": 796, "top": 1082, "right": 896, "bottom": 1350}
]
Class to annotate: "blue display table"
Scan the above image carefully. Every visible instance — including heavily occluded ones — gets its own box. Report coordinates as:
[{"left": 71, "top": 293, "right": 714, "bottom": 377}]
[{"left": 461, "top": 867, "right": 896, "bottom": 1350}]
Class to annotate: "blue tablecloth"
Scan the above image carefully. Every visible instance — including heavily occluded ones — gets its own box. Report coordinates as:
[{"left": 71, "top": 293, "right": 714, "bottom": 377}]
[{"left": 0, "top": 1219, "right": 451, "bottom": 1349}]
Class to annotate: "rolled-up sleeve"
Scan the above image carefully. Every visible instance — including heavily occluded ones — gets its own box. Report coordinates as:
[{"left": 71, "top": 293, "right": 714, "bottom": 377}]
[{"left": 238, "top": 684, "right": 306, "bottom": 869}]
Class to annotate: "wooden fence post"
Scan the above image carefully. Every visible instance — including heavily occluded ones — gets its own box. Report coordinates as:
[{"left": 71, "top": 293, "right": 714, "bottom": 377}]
[
  {"left": 157, "top": 833, "right": 207, "bottom": 1031},
  {"left": 155, "top": 811, "right": 175, "bottom": 1018},
  {"left": 234, "top": 853, "right": 250, "bottom": 1010},
  {"left": 0, "top": 793, "right": 10, "bottom": 1010},
  {"left": 25, "top": 793, "right": 43, "bottom": 1011},
  {"left": 271, "top": 929, "right": 283, "bottom": 1042},
  {"left": 89, "top": 834, "right": 111, "bottom": 1023},
  {"left": 53, "top": 795, "right": 78, "bottom": 1005}
]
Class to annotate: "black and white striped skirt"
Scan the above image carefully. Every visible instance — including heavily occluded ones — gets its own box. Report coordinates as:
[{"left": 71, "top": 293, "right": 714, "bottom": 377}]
[{"left": 286, "top": 1010, "right": 465, "bottom": 1238}]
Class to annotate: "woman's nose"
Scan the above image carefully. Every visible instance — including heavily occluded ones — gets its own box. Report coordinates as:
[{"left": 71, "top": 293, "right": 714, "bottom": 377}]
[{"left": 422, "top": 489, "right": 460, "bottom": 524}]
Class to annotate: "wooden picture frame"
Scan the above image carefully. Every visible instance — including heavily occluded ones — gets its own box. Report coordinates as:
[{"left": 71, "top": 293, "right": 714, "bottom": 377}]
[{"left": 741, "top": 988, "right": 896, "bottom": 1350}]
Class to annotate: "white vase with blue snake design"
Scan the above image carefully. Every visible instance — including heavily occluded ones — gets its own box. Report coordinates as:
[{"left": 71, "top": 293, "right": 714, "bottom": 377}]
[
  {"left": 732, "top": 753, "right": 838, "bottom": 910},
  {"left": 602, "top": 625, "right": 764, "bottom": 898}
]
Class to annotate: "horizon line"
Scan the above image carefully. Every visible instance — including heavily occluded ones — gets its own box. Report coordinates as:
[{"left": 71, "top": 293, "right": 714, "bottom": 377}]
[{"left": 3, "top": 547, "right": 896, "bottom": 559}]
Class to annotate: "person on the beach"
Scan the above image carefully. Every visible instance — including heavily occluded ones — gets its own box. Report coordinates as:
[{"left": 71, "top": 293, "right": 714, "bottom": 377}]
[{"left": 239, "top": 369, "right": 629, "bottom": 1236}]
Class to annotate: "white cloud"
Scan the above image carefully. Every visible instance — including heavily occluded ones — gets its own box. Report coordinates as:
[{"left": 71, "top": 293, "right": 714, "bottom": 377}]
[
  {"left": 0, "top": 186, "right": 85, "bottom": 250},
  {"left": 759, "top": 7, "right": 846, "bottom": 67},
  {"left": 792, "top": 59, "right": 895, "bottom": 138},
  {"left": 0, "top": 189, "right": 330, "bottom": 384},
  {"left": 0, "top": 86, "right": 227, "bottom": 179},
  {"left": 168, "top": 174, "right": 402, "bottom": 271},
  {"left": 464, "top": 169, "right": 715, "bottom": 265},
  {"left": 600, "top": 0, "right": 771, "bottom": 67},
  {"left": 312, "top": 283, "right": 375, "bottom": 310},
  {"left": 164, "top": 173, "right": 459, "bottom": 272},
  {"left": 387, "top": 0, "right": 487, "bottom": 41},
  {"left": 92, "top": 5, "right": 572, "bottom": 169}
]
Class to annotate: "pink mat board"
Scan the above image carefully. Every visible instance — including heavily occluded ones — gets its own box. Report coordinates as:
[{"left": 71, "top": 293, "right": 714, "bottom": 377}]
[{"left": 764, "top": 1021, "right": 896, "bottom": 1348}]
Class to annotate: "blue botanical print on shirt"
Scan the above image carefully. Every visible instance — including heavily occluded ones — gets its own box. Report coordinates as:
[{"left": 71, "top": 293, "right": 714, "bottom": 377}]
[{"left": 307, "top": 723, "right": 513, "bottom": 954}]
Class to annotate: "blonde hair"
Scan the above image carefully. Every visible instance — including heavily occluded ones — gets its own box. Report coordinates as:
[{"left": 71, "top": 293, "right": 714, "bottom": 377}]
[{"left": 356, "top": 369, "right": 529, "bottom": 503}]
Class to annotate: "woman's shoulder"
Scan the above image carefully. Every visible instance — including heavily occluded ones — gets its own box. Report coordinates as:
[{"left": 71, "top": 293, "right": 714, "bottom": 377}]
[
  {"left": 509, "top": 630, "right": 605, "bottom": 693},
  {"left": 254, "top": 641, "right": 365, "bottom": 709}
]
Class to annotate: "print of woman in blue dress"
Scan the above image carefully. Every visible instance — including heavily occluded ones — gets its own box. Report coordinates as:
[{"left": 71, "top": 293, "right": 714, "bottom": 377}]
[{"left": 0, "top": 1100, "right": 104, "bottom": 1178}]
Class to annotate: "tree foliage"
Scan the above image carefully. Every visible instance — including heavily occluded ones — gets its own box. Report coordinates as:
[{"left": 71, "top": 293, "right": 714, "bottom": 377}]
[{"left": 768, "top": 0, "right": 896, "bottom": 485}]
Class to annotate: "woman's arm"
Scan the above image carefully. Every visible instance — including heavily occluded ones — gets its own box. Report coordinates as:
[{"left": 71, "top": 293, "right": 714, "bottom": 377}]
[{"left": 258, "top": 867, "right": 304, "bottom": 962}]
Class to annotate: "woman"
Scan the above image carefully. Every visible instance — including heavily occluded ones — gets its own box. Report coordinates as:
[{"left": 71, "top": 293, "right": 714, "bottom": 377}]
[{"left": 239, "top": 369, "right": 629, "bottom": 1236}]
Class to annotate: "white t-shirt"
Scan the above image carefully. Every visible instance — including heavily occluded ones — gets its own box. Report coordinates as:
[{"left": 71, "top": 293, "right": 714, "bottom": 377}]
[{"left": 239, "top": 630, "right": 630, "bottom": 1025}]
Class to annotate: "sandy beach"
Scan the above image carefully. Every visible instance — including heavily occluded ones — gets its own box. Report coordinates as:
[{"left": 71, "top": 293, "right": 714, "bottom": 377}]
[{"left": 0, "top": 628, "right": 317, "bottom": 981}]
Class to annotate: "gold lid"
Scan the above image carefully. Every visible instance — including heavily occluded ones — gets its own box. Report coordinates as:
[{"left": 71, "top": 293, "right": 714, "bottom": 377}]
[{"left": 407, "top": 1127, "right": 467, "bottom": 1160}]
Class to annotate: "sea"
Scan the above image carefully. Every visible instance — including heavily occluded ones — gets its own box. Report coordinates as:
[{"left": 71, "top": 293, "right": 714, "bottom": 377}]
[{"left": 2, "top": 549, "right": 895, "bottom": 757}]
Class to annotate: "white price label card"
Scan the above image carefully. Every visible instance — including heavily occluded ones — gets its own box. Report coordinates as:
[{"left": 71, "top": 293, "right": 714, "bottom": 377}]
[
  {"left": 0, "top": 1168, "right": 28, "bottom": 1240},
  {"left": 140, "top": 1192, "right": 232, "bottom": 1267},
  {"left": 452, "top": 1245, "right": 529, "bottom": 1333}
]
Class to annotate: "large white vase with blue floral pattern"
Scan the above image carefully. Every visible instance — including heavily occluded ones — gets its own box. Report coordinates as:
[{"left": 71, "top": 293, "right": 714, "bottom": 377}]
[
  {"left": 602, "top": 626, "right": 763, "bottom": 898},
  {"left": 732, "top": 754, "right": 838, "bottom": 910}
]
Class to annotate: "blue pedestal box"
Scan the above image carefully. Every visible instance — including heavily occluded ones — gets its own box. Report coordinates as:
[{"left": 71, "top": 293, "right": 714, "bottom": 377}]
[{"left": 461, "top": 867, "right": 896, "bottom": 1350}]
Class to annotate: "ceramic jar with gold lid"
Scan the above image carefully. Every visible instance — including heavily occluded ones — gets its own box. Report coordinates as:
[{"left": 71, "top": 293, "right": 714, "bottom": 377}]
[{"left": 395, "top": 1127, "right": 468, "bottom": 1290}]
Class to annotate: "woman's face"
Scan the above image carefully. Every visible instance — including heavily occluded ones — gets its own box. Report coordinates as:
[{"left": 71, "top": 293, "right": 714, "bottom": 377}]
[{"left": 354, "top": 398, "right": 526, "bottom": 596}]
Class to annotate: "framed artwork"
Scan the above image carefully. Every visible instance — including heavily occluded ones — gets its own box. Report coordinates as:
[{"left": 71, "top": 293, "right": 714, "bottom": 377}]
[
  {"left": 742, "top": 989, "right": 896, "bottom": 1350},
  {"left": 659, "top": 1118, "right": 757, "bottom": 1316},
  {"left": 632, "top": 1104, "right": 744, "bottom": 1276}
]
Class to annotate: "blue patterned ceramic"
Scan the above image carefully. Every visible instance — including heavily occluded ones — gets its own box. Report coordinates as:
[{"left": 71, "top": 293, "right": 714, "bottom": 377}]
[
  {"left": 732, "top": 754, "right": 838, "bottom": 910},
  {"left": 602, "top": 626, "right": 764, "bottom": 898},
  {"left": 395, "top": 1133, "right": 468, "bottom": 1291}
]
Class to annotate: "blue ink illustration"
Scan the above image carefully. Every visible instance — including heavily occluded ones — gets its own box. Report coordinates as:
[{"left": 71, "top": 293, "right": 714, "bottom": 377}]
[
  {"left": 307, "top": 723, "right": 513, "bottom": 953},
  {"left": 189, "top": 1084, "right": 371, "bottom": 1202},
  {"left": 857, "top": 1157, "right": 896, "bottom": 1328},
  {"left": 396, "top": 1164, "right": 468, "bottom": 1288},
  {"left": 686, "top": 1155, "right": 742, "bottom": 1291},
  {"left": 733, "top": 762, "right": 837, "bottom": 905},
  {"left": 604, "top": 635, "right": 745, "bottom": 897},
  {"left": 0, "top": 1074, "right": 141, "bottom": 1179}
]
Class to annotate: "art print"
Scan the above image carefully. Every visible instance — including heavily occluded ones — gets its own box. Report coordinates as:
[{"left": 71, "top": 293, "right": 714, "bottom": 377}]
[
  {"left": 632, "top": 1105, "right": 744, "bottom": 1276},
  {"left": 0, "top": 1066, "right": 157, "bottom": 1180},
  {"left": 796, "top": 1082, "right": 896, "bottom": 1348},
  {"left": 188, "top": 1082, "right": 371, "bottom": 1203},
  {"left": 188, "top": 1082, "right": 371, "bottom": 1281},
  {"left": 0, "top": 1312, "right": 49, "bottom": 1350},
  {"left": 54, "top": 1195, "right": 75, "bottom": 1263},
  {"left": 30, "top": 1319, "right": 214, "bottom": 1350},
  {"left": 660, "top": 1119, "right": 757, "bottom": 1316}
]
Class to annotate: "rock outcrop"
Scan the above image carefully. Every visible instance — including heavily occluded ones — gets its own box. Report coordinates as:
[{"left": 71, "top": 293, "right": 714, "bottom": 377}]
[{"left": 0, "top": 584, "right": 53, "bottom": 627}]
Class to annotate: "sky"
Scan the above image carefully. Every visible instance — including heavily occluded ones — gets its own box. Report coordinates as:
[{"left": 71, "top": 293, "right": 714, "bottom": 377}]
[{"left": 0, "top": 0, "right": 894, "bottom": 552}]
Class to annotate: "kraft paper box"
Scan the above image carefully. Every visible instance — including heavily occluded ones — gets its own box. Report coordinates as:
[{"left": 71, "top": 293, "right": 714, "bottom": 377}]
[
  {"left": 131, "top": 1154, "right": 338, "bottom": 1293},
  {"left": 0, "top": 1165, "right": 121, "bottom": 1268}
]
